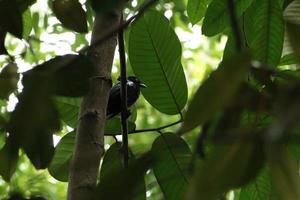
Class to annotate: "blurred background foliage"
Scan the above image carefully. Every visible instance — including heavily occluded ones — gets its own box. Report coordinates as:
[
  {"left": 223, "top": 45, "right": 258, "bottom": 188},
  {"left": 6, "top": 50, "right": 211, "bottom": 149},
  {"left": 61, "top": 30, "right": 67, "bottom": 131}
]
[{"left": 0, "top": 0, "right": 225, "bottom": 199}]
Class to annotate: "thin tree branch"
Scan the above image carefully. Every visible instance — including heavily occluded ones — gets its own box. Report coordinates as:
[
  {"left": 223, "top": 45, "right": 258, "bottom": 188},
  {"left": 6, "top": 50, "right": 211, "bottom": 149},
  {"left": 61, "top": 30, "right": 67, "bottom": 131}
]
[
  {"left": 130, "top": 119, "right": 183, "bottom": 134},
  {"left": 227, "top": 0, "right": 242, "bottom": 52},
  {"left": 118, "top": 13, "right": 129, "bottom": 167}
]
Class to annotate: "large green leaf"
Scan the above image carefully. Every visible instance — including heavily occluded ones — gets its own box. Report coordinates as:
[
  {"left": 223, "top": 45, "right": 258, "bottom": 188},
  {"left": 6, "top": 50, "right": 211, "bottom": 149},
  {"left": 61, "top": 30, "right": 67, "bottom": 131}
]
[
  {"left": 187, "top": 134, "right": 265, "bottom": 200},
  {"left": 268, "top": 145, "right": 300, "bottom": 200},
  {"left": 52, "top": 0, "right": 88, "bottom": 33},
  {"left": 100, "top": 143, "right": 146, "bottom": 200},
  {"left": 202, "top": 0, "right": 254, "bottom": 36},
  {"left": 48, "top": 131, "right": 76, "bottom": 182},
  {"left": 250, "top": 0, "right": 284, "bottom": 67},
  {"left": 0, "top": 63, "right": 19, "bottom": 100},
  {"left": 187, "top": 0, "right": 211, "bottom": 25},
  {"left": 151, "top": 133, "right": 192, "bottom": 200},
  {"left": 9, "top": 79, "right": 60, "bottom": 169},
  {"left": 180, "top": 52, "right": 250, "bottom": 134},
  {"left": 129, "top": 10, "right": 188, "bottom": 115},
  {"left": 0, "top": 0, "right": 23, "bottom": 38}
]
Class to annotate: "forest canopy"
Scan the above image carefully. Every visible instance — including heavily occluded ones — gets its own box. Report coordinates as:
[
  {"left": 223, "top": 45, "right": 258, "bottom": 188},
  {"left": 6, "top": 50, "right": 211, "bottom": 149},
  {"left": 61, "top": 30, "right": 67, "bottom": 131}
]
[{"left": 0, "top": 0, "right": 300, "bottom": 200}]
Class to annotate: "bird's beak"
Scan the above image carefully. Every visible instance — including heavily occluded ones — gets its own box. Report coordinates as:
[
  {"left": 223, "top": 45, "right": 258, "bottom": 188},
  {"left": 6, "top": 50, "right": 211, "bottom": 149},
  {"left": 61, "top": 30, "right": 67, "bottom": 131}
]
[{"left": 139, "top": 82, "right": 147, "bottom": 88}]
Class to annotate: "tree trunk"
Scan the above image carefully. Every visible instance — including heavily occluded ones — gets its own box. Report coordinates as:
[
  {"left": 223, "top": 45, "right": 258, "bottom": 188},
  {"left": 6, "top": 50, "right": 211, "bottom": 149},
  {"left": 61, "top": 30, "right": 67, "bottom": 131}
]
[{"left": 67, "top": 10, "right": 122, "bottom": 200}]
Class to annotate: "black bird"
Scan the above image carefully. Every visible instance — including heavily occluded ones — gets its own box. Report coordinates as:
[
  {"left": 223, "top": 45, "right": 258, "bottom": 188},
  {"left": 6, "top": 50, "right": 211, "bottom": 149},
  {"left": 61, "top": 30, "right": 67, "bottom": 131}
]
[{"left": 106, "top": 76, "right": 146, "bottom": 119}]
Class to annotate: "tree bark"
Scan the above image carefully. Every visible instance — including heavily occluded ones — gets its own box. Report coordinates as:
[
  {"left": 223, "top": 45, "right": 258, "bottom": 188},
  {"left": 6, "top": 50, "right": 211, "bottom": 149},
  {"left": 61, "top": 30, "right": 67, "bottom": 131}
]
[{"left": 67, "top": 10, "right": 122, "bottom": 200}]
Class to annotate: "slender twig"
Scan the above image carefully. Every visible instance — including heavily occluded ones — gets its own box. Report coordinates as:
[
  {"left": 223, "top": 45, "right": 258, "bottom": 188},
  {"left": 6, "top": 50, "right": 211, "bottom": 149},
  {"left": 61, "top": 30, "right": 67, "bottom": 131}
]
[
  {"left": 118, "top": 14, "right": 129, "bottom": 167},
  {"left": 79, "top": 0, "right": 157, "bottom": 54},
  {"left": 130, "top": 119, "right": 183, "bottom": 134},
  {"left": 227, "top": 0, "right": 242, "bottom": 52},
  {"left": 104, "top": 119, "right": 183, "bottom": 136}
]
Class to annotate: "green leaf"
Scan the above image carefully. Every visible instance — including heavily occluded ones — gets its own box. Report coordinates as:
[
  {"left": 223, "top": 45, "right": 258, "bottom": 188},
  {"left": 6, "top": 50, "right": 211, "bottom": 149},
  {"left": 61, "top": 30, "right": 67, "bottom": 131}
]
[
  {"left": 268, "top": 145, "right": 300, "bottom": 200},
  {"left": 104, "top": 118, "right": 136, "bottom": 135},
  {"left": 202, "top": 0, "right": 254, "bottom": 36},
  {"left": 151, "top": 133, "right": 192, "bottom": 200},
  {"left": 9, "top": 79, "right": 60, "bottom": 169},
  {"left": 48, "top": 131, "right": 76, "bottom": 182},
  {"left": 22, "top": 9, "right": 32, "bottom": 38},
  {"left": 23, "top": 54, "right": 95, "bottom": 97},
  {"left": 0, "top": 0, "right": 23, "bottom": 38},
  {"left": 279, "top": 53, "right": 298, "bottom": 66},
  {"left": 129, "top": 10, "right": 188, "bottom": 115},
  {"left": 55, "top": 97, "right": 81, "bottom": 128},
  {"left": 187, "top": 0, "right": 211, "bottom": 25},
  {"left": 0, "top": 135, "right": 19, "bottom": 182},
  {"left": 187, "top": 135, "right": 265, "bottom": 200},
  {"left": 95, "top": 152, "right": 152, "bottom": 200},
  {"left": 52, "top": 0, "right": 88, "bottom": 33},
  {"left": 180, "top": 52, "right": 250, "bottom": 134},
  {"left": 250, "top": 0, "right": 284, "bottom": 67},
  {"left": 238, "top": 168, "right": 276, "bottom": 200},
  {"left": 0, "top": 63, "right": 19, "bottom": 100},
  {"left": 100, "top": 143, "right": 146, "bottom": 200}
]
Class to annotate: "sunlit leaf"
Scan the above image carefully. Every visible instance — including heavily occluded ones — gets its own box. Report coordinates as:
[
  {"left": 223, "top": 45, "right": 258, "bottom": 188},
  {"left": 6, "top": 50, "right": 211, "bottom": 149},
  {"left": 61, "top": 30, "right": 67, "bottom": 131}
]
[
  {"left": 187, "top": 134, "right": 265, "bottom": 200},
  {"left": 129, "top": 10, "right": 188, "bottom": 115},
  {"left": 52, "top": 0, "right": 88, "bottom": 33},
  {"left": 151, "top": 133, "right": 192, "bottom": 200},
  {"left": 268, "top": 145, "right": 300, "bottom": 200},
  {"left": 48, "top": 131, "right": 76, "bottom": 182},
  {"left": 202, "top": 0, "right": 254, "bottom": 36},
  {"left": 0, "top": 0, "right": 23, "bottom": 38},
  {"left": 22, "top": 9, "right": 32, "bottom": 38},
  {"left": 0, "top": 63, "right": 19, "bottom": 100},
  {"left": 187, "top": 0, "right": 211, "bottom": 25},
  {"left": 180, "top": 52, "right": 250, "bottom": 134}
]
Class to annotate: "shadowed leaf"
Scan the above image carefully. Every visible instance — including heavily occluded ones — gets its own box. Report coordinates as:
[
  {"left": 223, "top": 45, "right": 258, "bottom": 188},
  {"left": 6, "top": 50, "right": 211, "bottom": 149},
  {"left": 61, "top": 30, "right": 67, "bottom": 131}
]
[
  {"left": 52, "top": 0, "right": 88, "bottom": 33},
  {"left": 0, "top": 63, "right": 19, "bottom": 100}
]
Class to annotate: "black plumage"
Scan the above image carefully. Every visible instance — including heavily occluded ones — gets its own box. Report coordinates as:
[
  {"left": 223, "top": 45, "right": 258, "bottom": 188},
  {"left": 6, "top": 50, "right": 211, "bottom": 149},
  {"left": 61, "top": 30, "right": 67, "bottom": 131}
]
[{"left": 106, "top": 76, "right": 146, "bottom": 119}]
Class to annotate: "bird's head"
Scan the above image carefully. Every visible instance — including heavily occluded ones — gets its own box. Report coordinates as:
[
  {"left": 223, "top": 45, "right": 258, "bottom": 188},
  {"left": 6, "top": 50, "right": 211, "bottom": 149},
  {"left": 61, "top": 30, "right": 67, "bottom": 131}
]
[{"left": 118, "top": 76, "right": 147, "bottom": 88}]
